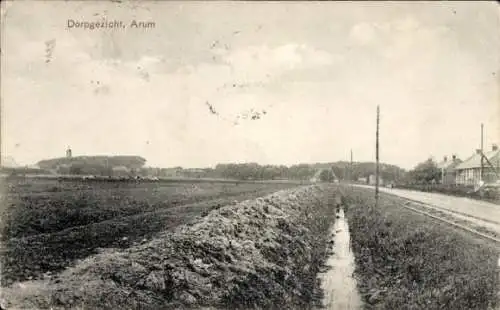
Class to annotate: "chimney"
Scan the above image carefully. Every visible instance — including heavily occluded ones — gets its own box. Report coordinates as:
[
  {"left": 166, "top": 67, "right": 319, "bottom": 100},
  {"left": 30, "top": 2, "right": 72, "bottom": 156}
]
[
  {"left": 493, "top": 144, "right": 498, "bottom": 151},
  {"left": 476, "top": 149, "right": 482, "bottom": 155},
  {"left": 443, "top": 156, "right": 448, "bottom": 162}
]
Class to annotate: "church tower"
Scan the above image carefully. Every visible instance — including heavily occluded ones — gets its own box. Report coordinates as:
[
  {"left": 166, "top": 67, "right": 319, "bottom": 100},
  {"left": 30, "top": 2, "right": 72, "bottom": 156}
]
[{"left": 66, "top": 147, "right": 72, "bottom": 158}]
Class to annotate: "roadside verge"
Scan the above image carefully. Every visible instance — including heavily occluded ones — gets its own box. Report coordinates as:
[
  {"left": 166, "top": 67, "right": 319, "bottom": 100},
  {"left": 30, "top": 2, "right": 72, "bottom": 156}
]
[{"left": 342, "top": 187, "right": 499, "bottom": 309}]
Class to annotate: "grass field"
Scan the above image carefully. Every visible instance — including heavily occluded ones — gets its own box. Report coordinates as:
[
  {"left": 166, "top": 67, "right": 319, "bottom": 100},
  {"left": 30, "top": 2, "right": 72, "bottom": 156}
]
[
  {"left": 1, "top": 178, "right": 299, "bottom": 285},
  {"left": 342, "top": 186, "right": 499, "bottom": 310}
]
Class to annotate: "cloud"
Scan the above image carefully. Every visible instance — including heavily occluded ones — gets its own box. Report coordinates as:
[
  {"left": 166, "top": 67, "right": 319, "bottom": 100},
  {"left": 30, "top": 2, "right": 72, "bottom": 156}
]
[
  {"left": 222, "top": 44, "right": 339, "bottom": 82},
  {"left": 163, "top": 43, "right": 341, "bottom": 124},
  {"left": 392, "top": 16, "right": 420, "bottom": 32},
  {"left": 349, "top": 22, "right": 376, "bottom": 45},
  {"left": 348, "top": 16, "right": 450, "bottom": 61}
]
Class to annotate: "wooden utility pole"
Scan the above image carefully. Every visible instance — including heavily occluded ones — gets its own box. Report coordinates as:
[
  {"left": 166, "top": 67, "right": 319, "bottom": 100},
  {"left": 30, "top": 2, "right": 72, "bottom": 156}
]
[
  {"left": 350, "top": 149, "right": 353, "bottom": 182},
  {"left": 480, "top": 123, "right": 484, "bottom": 183},
  {"left": 0, "top": 99, "right": 2, "bottom": 168},
  {"left": 375, "top": 105, "right": 380, "bottom": 204}
]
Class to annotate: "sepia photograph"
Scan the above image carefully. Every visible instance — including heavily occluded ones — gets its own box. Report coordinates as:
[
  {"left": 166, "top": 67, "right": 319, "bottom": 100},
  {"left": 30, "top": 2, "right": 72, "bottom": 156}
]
[{"left": 0, "top": 1, "right": 499, "bottom": 309}]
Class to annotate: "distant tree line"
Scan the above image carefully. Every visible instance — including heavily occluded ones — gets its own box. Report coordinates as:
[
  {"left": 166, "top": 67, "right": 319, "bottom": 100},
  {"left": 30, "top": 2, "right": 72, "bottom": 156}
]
[
  {"left": 329, "top": 161, "right": 406, "bottom": 183},
  {"left": 37, "top": 156, "right": 147, "bottom": 171},
  {"left": 36, "top": 156, "right": 147, "bottom": 176},
  {"left": 35, "top": 155, "right": 407, "bottom": 182},
  {"left": 203, "top": 162, "right": 405, "bottom": 182},
  {"left": 213, "top": 163, "right": 316, "bottom": 180}
]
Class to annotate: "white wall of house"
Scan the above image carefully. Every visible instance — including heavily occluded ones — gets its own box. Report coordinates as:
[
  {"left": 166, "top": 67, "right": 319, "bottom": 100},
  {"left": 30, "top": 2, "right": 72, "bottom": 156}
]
[
  {"left": 368, "top": 175, "right": 383, "bottom": 186},
  {"left": 455, "top": 168, "right": 488, "bottom": 186}
]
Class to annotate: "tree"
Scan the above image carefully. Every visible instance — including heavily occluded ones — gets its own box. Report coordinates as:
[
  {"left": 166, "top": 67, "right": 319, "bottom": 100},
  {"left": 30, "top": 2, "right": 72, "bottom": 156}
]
[
  {"left": 69, "top": 164, "right": 83, "bottom": 175},
  {"left": 288, "top": 164, "right": 316, "bottom": 180},
  {"left": 319, "top": 169, "right": 335, "bottom": 182},
  {"left": 37, "top": 156, "right": 146, "bottom": 170},
  {"left": 408, "top": 158, "right": 441, "bottom": 184}
]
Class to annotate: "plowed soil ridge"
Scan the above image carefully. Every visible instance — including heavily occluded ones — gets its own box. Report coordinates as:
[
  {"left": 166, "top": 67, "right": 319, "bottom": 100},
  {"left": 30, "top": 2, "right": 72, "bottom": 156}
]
[{"left": 1, "top": 184, "right": 339, "bottom": 310}]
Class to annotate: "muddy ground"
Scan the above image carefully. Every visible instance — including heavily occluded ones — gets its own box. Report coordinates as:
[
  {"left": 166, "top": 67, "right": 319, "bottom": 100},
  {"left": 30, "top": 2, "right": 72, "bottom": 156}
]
[
  {"left": 1, "top": 180, "right": 297, "bottom": 285},
  {"left": 1, "top": 184, "right": 340, "bottom": 309}
]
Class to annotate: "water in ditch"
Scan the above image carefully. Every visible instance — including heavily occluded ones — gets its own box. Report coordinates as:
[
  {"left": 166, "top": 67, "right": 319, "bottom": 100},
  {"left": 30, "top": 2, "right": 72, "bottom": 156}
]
[{"left": 318, "top": 208, "right": 362, "bottom": 310}]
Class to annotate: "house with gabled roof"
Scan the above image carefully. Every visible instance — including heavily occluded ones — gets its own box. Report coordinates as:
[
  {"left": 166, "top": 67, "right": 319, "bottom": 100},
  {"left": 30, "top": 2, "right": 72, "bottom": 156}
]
[
  {"left": 437, "top": 155, "right": 462, "bottom": 185},
  {"left": 455, "top": 144, "right": 500, "bottom": 186}
]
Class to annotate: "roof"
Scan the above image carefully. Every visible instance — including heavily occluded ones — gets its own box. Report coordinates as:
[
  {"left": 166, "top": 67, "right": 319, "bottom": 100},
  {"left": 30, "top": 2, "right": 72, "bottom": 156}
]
[
  {"left": 437, "top": 158, "right": 462, "bottom": 171},
  {"left": 455, "top": 149, "right": 500, "bottom": 170}
]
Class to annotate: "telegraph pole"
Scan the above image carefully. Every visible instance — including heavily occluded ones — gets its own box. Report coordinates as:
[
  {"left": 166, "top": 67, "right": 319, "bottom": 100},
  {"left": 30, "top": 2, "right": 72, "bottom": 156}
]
[
  {"left": 350, "top": 149, "right": 353, "bottom": 182},
  {"left": 350, "top": 149, "right": 354, "bottom": 194},
  {"left": 480, "top": 123, "right": 484, "bottom": 183},
  {"left": 375, "top": 105, "right": 380, "bottom": 204},
  {"left": 0, "top": 99, "right": 2, "bottom": 168}
]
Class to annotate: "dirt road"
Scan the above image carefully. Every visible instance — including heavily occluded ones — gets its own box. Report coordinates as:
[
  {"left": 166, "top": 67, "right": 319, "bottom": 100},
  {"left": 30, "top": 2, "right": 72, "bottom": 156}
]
[
  {"left": 353, "top": 185, "right": 500, "bottom": 237},
  {"left": 355, "top": 185, "right": 500, "bottom": 221}
]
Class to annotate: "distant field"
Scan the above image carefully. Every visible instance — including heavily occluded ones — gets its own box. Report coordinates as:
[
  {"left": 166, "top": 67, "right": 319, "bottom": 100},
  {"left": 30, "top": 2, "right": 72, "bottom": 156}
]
[{"left": 0, "top": 178, "right": 299, "bottom": 285}]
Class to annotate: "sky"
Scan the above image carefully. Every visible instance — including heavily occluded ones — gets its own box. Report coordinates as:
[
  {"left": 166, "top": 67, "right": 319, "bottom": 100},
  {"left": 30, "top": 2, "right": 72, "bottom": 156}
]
[{"left": 1, "top": 1, "right": 499, "bottom": 169}]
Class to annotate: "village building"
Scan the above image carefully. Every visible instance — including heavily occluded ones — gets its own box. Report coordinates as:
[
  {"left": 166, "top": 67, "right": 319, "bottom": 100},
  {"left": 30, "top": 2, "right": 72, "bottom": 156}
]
[
  {"left": 357, "top": 177, "right": 368, "bottom": 184},
  {"left": 436, "top": 155, "right": 462, "bottom": 185},
  {"left": 454, "top": 144, "right": 499, "bottom": 186},
  {"left": 368, "top": 174, "right": 383, "bottom": 186}
]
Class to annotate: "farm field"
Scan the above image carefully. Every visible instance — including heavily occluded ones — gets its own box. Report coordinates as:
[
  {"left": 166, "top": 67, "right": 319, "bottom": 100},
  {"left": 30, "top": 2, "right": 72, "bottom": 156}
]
[
  {"left": 4, "top": 179, "right": 498, "bottom": 309},
  {"left": 1, "top": 184, "right": 340, "bottom": 309},
  {"left": 0, "top": 178, "right": 299, "bottom": 285}
]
